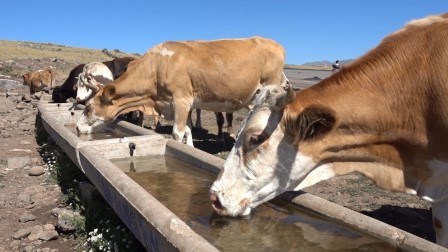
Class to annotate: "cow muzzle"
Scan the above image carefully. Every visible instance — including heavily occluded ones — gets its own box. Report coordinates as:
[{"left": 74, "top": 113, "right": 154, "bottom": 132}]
[{"left": 210, "top": 190, "right": 252, "bottom": 217}]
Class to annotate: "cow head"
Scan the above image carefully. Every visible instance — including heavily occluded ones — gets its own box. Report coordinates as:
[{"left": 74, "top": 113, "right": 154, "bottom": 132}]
[
  {"left": 75, "top": 78, "right": 112, "bottom": 133},
  {"left": 75, "top": 73, "right": 101, "bottom": 103},
  {"left": 210, "top": 83, "right": 336, "bottom": 216},
  {"left": 22, "top": 73, "right": 32, "bottom": 87}
]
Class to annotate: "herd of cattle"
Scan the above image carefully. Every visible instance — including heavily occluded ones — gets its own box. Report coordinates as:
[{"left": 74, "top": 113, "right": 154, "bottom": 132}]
[{"left": 21, "top": 13, "right": 448, "bottom": 248}]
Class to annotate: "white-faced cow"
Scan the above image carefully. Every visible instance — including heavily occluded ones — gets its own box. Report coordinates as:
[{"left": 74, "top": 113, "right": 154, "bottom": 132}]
[
  {"left": 75, "top": 62, "right": 114, "bottom": 103},
  {"left": 210, "top": 14, "right": 448, "bottom": 247},
  {"left": 52, "top": 57, "right": 135, "bottom": 103},
  {"left": 76, "top": 37, "right": 287, "bottom": 147},
  {"left": 22, "top": 68, "right": 55, "bottom": 95}
]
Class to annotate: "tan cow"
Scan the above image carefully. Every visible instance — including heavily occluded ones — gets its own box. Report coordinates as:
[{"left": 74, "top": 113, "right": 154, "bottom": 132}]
[
  {"left": 22, "top": 68, "right": 55, "bottom": 94},
  {"left": 76, "top": 37, "right": 287, "bottom": 146},
  {"left": 210, "top": 14, "right": 448, "bottom": 248}
]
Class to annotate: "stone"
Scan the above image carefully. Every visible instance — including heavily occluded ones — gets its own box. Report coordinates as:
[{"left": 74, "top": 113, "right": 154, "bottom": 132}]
[
  {"left": 16, "top": 101, "right": 32, "bottom": 110},
  {"left": 7, "top": 157, "right": 30, "bottom": 169},
  {"left": 28, "top": 225, "right": 43, "bottom": 241},
  {"left": 19, "top": 213, "right": 36, "bottom": 222},
  {"left": 23, "top": 246, "right": 34, "bottom": 252},
  {"left": 16, "top": 192, "right": 32, "bottom": 207},
  {"left": 29, "top": 166, "right": 45, "bottom": 176},
  {"left": 39, "top": 230, "right": 58, "bottom": 241},
  {"left": 21, "top": 95, "right": 32, "bottom": 102},
  {"left": 12, "top": 228, "right": 31, "bottom": 239},
  {"left": 42, "top": 224, "right": 55, "bottom": 231},
  {"left": 8, "top": 148, "right": 32, "bottom": 153},
  {"left": 57, "top": 209, "right": 80, "bottom": 233}
]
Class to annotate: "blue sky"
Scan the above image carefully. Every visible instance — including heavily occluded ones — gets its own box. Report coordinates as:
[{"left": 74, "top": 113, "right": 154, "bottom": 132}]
[{"left": 1, "top": 1, "right": 447, "bottom": 64}]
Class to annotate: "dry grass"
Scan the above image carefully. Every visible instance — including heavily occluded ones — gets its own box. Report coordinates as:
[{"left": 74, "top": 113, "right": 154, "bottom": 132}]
[
  {"left": 0, "top": 40, "right": 139, "bottom": 81},
  {"left": 0, "top": 40, "right": 138, "bottom": 62}
]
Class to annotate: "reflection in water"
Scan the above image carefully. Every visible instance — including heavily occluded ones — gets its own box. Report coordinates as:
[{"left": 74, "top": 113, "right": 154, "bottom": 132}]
[
  {"left": 65, "top": 124, "right": 137, "bottom": 141},
  {"left": 112, "top": 156, "right": 396, "bottom": 252}
]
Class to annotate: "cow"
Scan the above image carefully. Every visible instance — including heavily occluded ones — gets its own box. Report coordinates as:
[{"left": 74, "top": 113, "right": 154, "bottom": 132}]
[
  {"left": 76, "top": 61, "right": 157, "bottom": 127},
  {"left": 209, "top": 14, "right": 448, "bottom": 248},
  {"left": 75, "top": 62, "right": 114, "bottom": 103},
  {"left": 52, "top": 57, "right": 135, "bottom": 103},
  {"left": 22, "top": 68, "right": 55, "bottom": 95},
  {"left": 52, "top": 64, "right": 84, "bottom": 103},
  {"left": 75, "top": 37, "right": 287, "bottom": 147}
]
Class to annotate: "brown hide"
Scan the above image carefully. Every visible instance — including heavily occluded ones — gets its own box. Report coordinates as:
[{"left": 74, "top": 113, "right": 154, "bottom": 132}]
[
  {"left": 282, "top": 14, "right": 448, "bottom": 193},
  {"left": 89, "top": 37, "right": 285, "bottom": 124},
  {"left": 22, "top": 68, "right": 55, "bottom": 94}
]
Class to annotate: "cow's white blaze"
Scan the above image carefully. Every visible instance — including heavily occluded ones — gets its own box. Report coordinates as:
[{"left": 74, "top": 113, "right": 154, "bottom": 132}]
[
  {"left": 76, "top": 99, "right": 107, "bottom": 133},
  {"left": 75, "top": 77, "right": 93, "bottom": 102},
  {"left": 210, "top": 85, "right": 319, "bottom": 216},
  {"left": 76, "top": 112, "right": 106, "bottom": 133}
]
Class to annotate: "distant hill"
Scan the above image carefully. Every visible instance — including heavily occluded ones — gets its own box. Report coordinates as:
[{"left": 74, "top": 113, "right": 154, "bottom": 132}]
[
  {"left": 0, "top": 40, "right": 139, "bottom": 83},
  {"left": 302, "top": 59, "right": 355, "bottom": 67}
]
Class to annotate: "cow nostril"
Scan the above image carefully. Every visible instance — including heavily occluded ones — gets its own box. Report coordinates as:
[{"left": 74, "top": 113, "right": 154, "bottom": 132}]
[{"left": 210, "top": 192, "right": 224, "bottom": 211}]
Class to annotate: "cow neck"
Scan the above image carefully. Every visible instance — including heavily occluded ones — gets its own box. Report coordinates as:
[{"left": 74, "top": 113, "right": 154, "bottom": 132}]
[
  {"left": 288, "top": 46, "right": 432, "bottom": 190},
  {"left": 102, "top": 54, "right": 157, "bottom": 118},
  {"left": 109, "top": 53, "right": 156, "bottom": 101},
  {"left": 107, "top": 54, "right": 157, "bottom": 106}
]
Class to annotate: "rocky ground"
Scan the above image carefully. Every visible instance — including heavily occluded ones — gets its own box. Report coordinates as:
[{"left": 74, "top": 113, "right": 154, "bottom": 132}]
[
  {"left": 0, "top": 70, "right": 436, "bottom": 252},
  {"left": 0, "top": 77, "right": 81, "bottom": 251}
]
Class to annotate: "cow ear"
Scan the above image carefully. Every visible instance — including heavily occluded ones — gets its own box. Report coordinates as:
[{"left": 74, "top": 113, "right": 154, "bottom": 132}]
[
  {"left": 100, "top": 85, "right": 116, "bottom": 105},
  {"left": 22, "top": 73, "right": 29, "bottom": 82},
  {"left": 256, "top": 83, "right": 296, "bottom": 110},
  {"left": 284, "top": 105, "right": 336, "bottom": 141}
]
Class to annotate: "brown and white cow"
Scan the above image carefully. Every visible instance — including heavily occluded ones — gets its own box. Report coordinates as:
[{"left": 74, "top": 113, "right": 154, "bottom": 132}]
[
  {"left": 22, "top": 68, "right": 55, "bottom": 94},
  {"left": 76, "top": 37, "right": 287, "bottom": 147},
  {"left": 210, "top": 14, "right": 448, "bottom": 247}
]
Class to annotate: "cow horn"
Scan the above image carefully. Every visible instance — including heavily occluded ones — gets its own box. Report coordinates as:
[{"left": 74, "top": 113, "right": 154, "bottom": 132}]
[
  {"left": 278, "top": 83, "right": 296, "bottom": 106},
  {"left": 81, "top": 74, "right": 100, "bottom": 92}
]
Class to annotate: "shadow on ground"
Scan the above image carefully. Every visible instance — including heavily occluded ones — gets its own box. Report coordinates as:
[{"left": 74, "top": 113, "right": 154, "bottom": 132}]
[{"left": 153, "top": 125, "right": 235, "bottom": 154}]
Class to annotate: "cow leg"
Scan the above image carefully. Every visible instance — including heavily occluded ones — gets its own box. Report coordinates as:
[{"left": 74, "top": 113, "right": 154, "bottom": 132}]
[
  {"left": 432, "top": 198, "right": 448, "bottom": 247},
  {"left": 137, "top": 111, "right": 144, "bottom": 127},
  {"left": 173, "top": 103, "right": 193, "bottom": 146},
  {"left": 153, "top": 114, "right": 161, "bottom": 131},
  {"left": 195, "top": 109, "right": 202, "bottom": 128},
  {"left": 215, "top": 112, "right": 225, "bottom": 148},
  {"left": 187, "top": 110, "right": 194, "bottom": 129},
  {"left": 225, "top": 112, "right": 235, "bottom": 138}
]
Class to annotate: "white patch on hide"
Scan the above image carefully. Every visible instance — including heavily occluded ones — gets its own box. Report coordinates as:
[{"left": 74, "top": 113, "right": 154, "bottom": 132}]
[
  {"left": 153, "top": 47, "right": 175, "bottom": 57},
  {"left": 294, "top": 164, "right": 336, "bottom": 191}
]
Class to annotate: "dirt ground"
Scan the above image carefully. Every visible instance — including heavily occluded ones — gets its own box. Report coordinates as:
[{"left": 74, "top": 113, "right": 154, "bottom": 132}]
[{"left": 0, "top": 77, "right": 435, "bottom": 251}]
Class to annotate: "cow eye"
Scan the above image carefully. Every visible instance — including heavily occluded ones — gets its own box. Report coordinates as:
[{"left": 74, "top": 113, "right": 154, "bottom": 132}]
[{"left": 248, "top": 134, "right": 266, "bottom": 146}]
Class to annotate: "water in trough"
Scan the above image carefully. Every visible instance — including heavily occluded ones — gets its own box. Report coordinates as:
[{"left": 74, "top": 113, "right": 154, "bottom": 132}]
[
  {"left": 112, "top": 156, "right": 397, "bottom": 251},
  {"left": 65, "top": 124, "right": 138, "bottom": 141}
]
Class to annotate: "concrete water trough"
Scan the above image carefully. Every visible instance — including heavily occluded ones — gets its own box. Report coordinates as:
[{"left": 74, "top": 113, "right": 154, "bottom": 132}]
[{"left": 38, "top": 98, "right": 446, "bottom": 252}]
